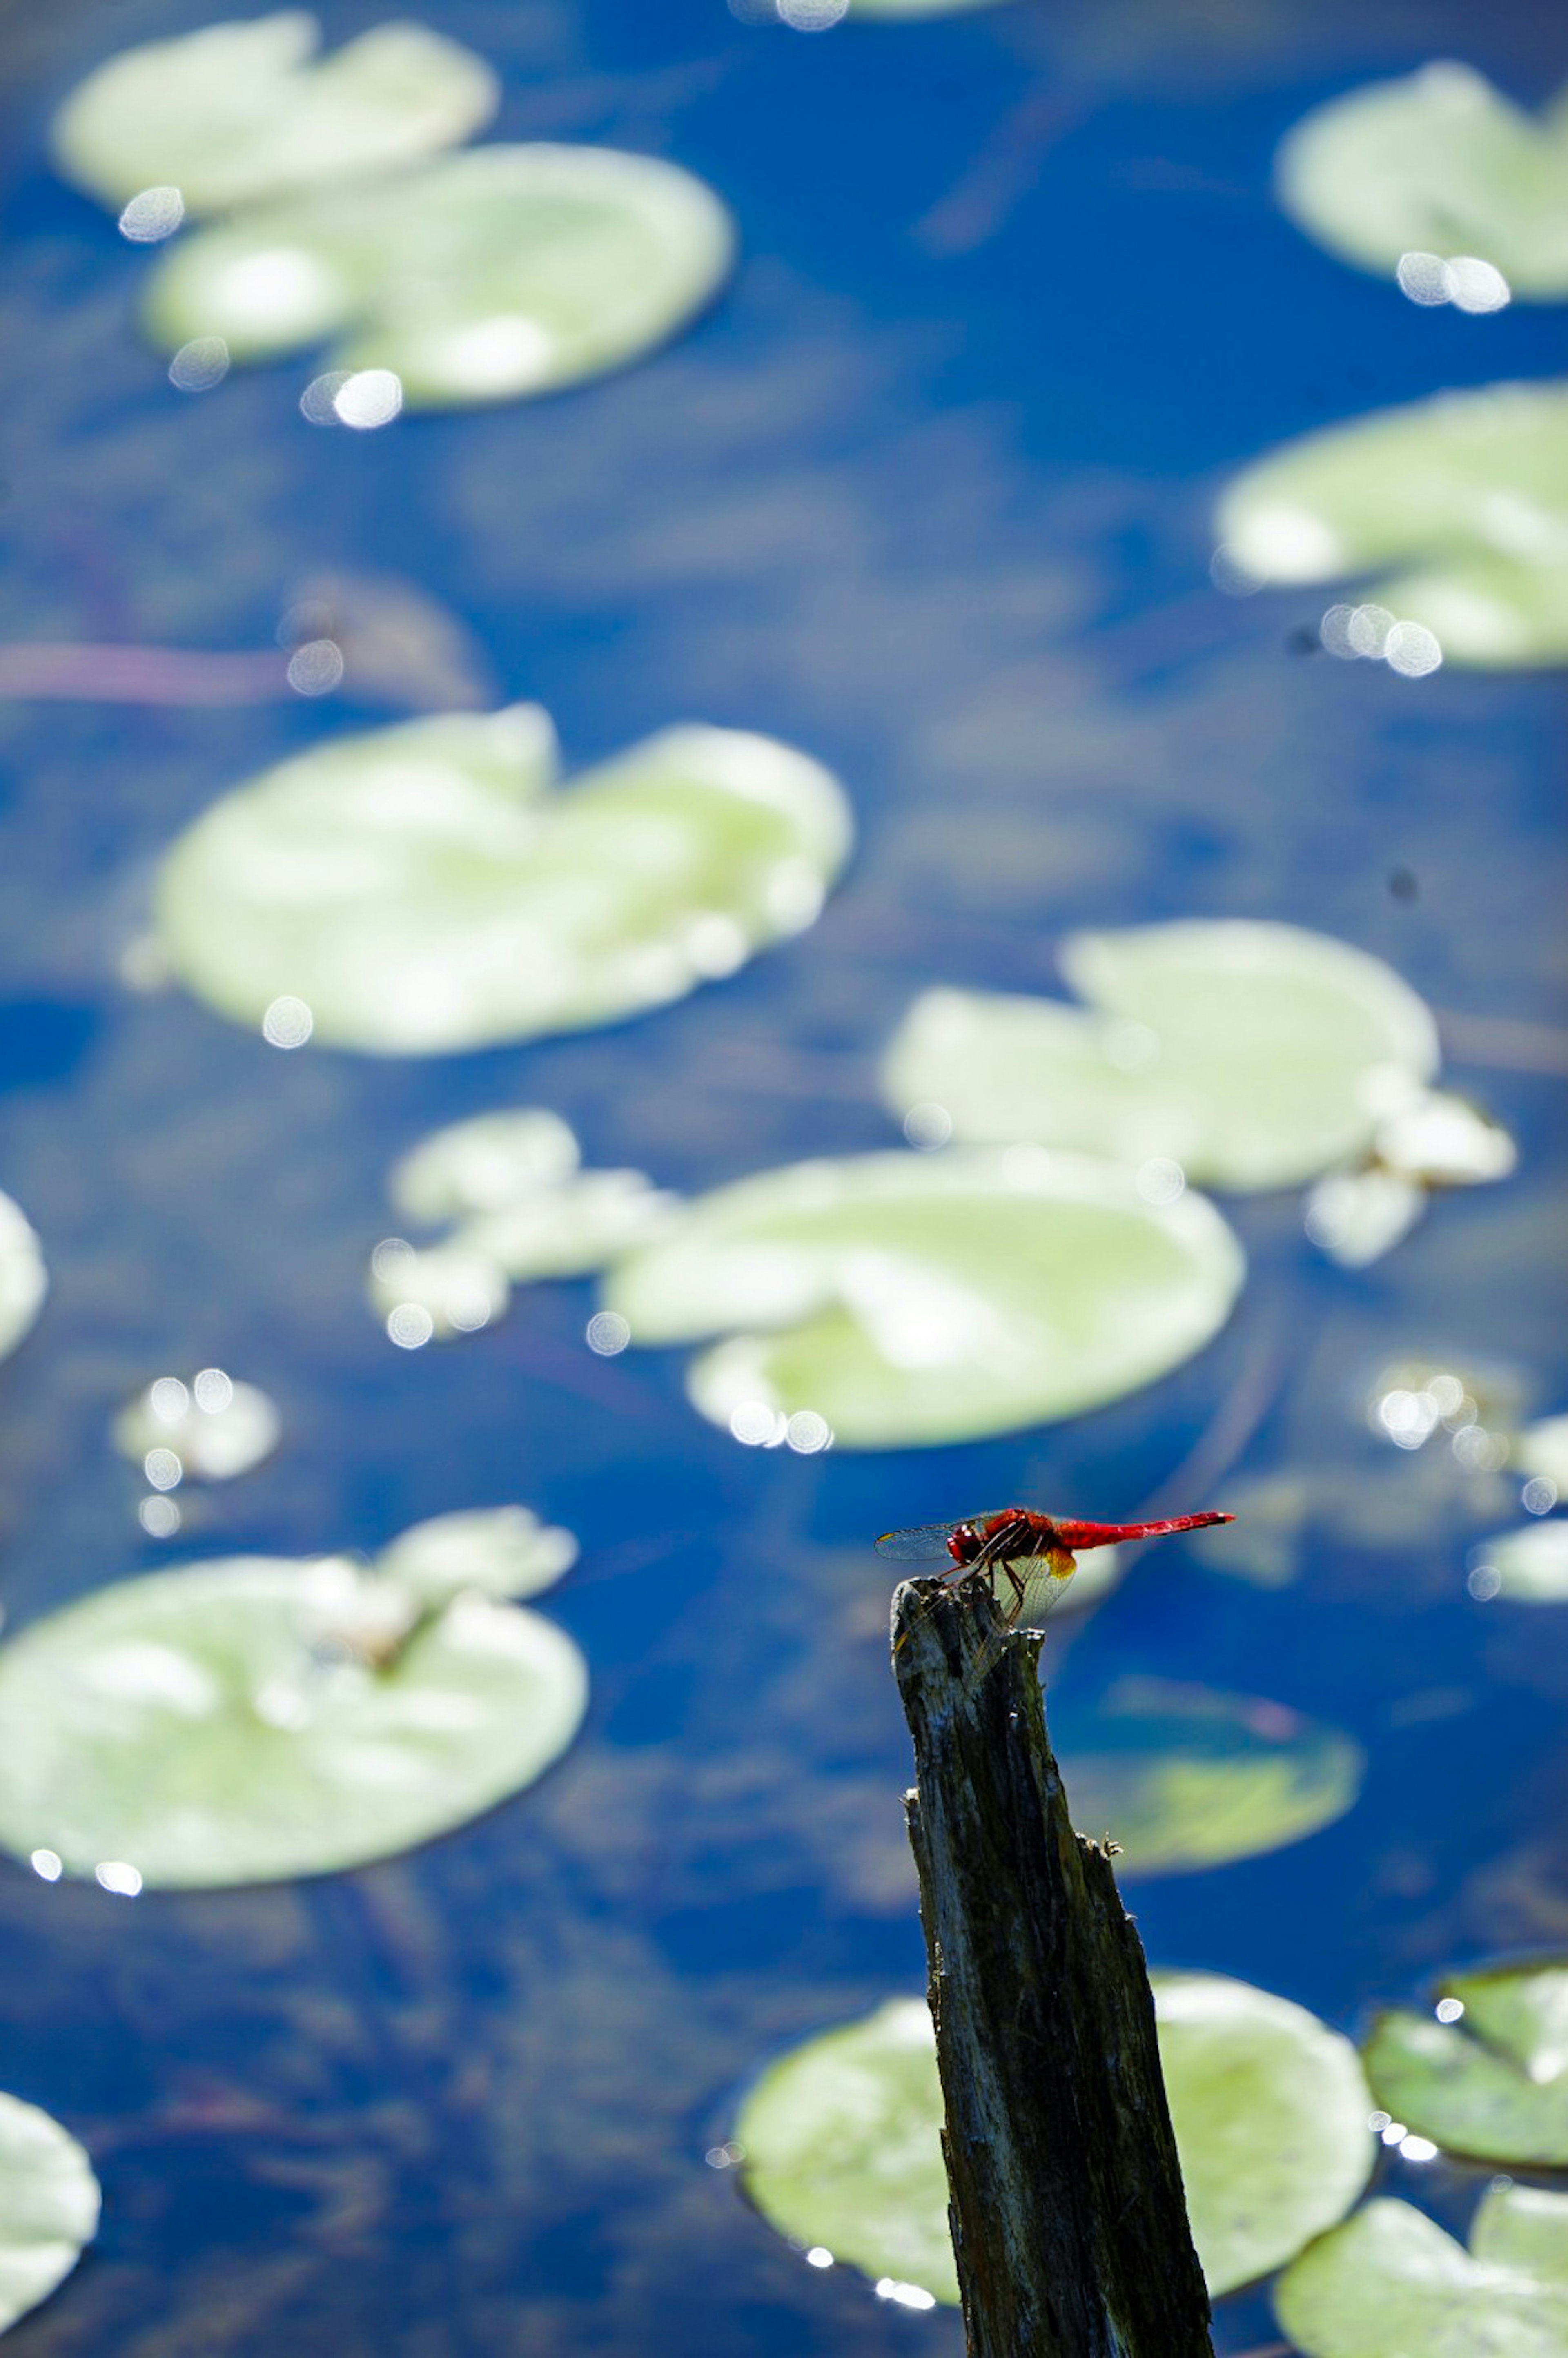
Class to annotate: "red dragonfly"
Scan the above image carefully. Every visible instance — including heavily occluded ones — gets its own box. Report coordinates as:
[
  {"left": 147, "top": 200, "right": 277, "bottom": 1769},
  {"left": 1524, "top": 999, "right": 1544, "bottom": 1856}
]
[{"left": 877, "top": 1507, "right": 1233, "bottom": 1681}]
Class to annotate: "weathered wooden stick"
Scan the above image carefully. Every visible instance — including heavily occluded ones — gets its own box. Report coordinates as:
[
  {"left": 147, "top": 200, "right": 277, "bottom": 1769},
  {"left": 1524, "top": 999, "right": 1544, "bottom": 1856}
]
[{"left": 893, "top": 1575, "right": 1213, "bottom": 2358}]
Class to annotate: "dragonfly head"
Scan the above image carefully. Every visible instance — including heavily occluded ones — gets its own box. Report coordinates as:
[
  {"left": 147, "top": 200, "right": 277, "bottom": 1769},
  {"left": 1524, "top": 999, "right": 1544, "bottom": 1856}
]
[{"left": 947, "top": 1522, "right": 981, "bottom": 1567}]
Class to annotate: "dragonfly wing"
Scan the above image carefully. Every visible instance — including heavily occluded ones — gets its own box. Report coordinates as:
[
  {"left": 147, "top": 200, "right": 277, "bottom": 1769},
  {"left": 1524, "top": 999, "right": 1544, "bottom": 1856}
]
[
  {"left": 876, "top": 1522, "right": 962, "bottom": 1564},
  {"left": 964, "top": 1549, "right": 1077, "bottom": 1687}
]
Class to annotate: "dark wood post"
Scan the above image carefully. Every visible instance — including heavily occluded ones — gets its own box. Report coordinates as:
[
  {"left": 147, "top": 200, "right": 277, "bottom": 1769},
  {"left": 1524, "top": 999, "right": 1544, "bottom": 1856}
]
[{"left": 893, "top": 1574, "right": 1214, "bottom": 2358}]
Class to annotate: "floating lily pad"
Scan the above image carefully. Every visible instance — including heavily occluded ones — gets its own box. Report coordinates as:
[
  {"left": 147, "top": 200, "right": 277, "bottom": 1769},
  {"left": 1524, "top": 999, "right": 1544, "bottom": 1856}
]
[
  {"left": 1468, "top": 1522, "right": 1568, "bottom": 1601},
  {"left": 603, "top": 1146, "right": 1243, "bottom": 1450},
  {"left": 1218, "top": 384, "right": 1568, "bottom": 668},
  {"left": 1277, "top": 64, "right": 1568, "bottom": 298},
  {"left": 0, "top": 1518, "right": 586, "bottom": 1887},
  {"left": 371, "top": 1110, "right": 680, "bottom": 1341},
  {"left": 375, "top": 1506, "right": 578, "bottom": 1604},
  {"left": 1363, "top": 1963, "right": 1568, "bottom": 2166},
  {"left": 884, "top": 923, "right": 1438, "bottom": 1192},
  {"left": 1517, "top": 1415, "right": 1568, "bottom": 1492},
  {"left": 0, "top": 1192, "right": 47, "bottom": 1364},
  {"left": 154, "top": 707, "right": 851, "bottom": 1054},
  {"left": 1275, "top": 2184, "right": 1568, "bottom": 2358},
  {"left": 53, "top": 13, "right": 498, "bottom": 216},
  {"left": 1056, "top": 1678, "right": 1364, "bottom": 1875},
  {"left": 735, "top": 1975, "right": 1371, "bottom": 2304},
  {"left": 1154, "top": 1975, "right": 1375, "bottom": 2295},
  {"left": 112, "top": 1369, "right": 281, "bottom": 1484},
  {"left": 0, "top": 2092, "right": 100, "bottom": 2334},
  {"left": 142, "top": 140, "right": 734, "bottom": 406},
  {"left": 392, "top": 1111, "right": 583, "bottom": 1220}
]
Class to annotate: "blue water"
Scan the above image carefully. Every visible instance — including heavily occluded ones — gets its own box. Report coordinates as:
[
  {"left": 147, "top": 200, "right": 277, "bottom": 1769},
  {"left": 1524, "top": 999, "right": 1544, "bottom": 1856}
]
[{"left": 1, "top": 1, "right": 1566, "bottom": 2350}]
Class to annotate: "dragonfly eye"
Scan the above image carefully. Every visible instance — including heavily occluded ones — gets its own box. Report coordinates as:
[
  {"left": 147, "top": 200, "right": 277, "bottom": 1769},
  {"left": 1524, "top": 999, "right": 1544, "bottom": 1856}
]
[{"left": 949, "top": 1523, "right": 978, "bottom": 1565}]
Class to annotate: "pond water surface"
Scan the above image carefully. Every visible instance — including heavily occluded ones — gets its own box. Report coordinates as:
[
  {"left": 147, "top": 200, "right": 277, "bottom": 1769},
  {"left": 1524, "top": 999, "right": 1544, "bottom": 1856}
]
[{"left": 0, "top": 0, "right": 1565, "bottom": 2351}]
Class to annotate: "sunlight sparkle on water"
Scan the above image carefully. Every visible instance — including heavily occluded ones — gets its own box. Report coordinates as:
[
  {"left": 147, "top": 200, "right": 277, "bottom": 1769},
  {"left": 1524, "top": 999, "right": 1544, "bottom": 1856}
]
[
  {"left": 876, "top": 2280, "right": 937, "bottom": 2311},
  {"left": 1135, "top": 1157, "right": 1185, "bottom": 1205},
  {"left": 139, "top": 1495, "right": 182, "bottom": 1538},
  {"left": 144, "top": 1447, "right": 183, "bottom": 1491},
  {"left": 903, "top": 1101, "right": 952, "bottom": 1150},
  {"left": 805, "top": 2248, "right": 834, "bottom": 2269},
  {"left": 586, "top": 1311, "right": 630, "bottom": 1355},
  {"left": 286, "top": 639, "right": 345, "bottom": 696},
  {"left": 95, "top": 1861, "right": 143, "bottom": 1897},
  {"left": 334, "top": 370, "right": 404, "bottom": 430},
  {"left": 30, "top": 1849, "right": 62, "bottom": 1882},
  {"left": 168, "top": 337, "right": 230, "bottom": 392},
  {"left": 1435, "top": 1997, "right": 1466, "bottom": 2023},
  {"left": 388, "top": 1303, "right": 435, "bottom": 1350},
  {"left": 786, "top": 1410, "right": 832, "bottom": 1453},
  {"left": 731, "top": 1400, "right": 789, "bottom": 1447},
  {"left": 301, "top": 371, "right": 352, "bottom": 425},
  {"left": 262, "top": 995, "right": 314, "bottom": 1048},
  {"left": 1396, "top": 250, "right": 1510, "bottom": 314},
  {"left": 1521, "top": 1477, "right": 1557, "bottom": 1515},
  {"left": 118, "top": 184, "right": 184, "bottom": 241},
  {"left": 1467, "top": 1561, "right": 1503, "bottom": 1602}
]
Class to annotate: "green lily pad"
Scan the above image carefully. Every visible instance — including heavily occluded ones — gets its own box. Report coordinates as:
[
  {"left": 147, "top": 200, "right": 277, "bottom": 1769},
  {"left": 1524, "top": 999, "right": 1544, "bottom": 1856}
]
[
  {"left": 1363, "top": 1963, "right": 1568, "bottom": 2166},
  {"left": 1277, "top": 64, "right": 1568, "bottom": 298},
  {"left": 0, "top": 1192, "right": 47, "bottom": 1364},
  {"left": 0, "top": 2092, "right": 100, "bottom": 2333},
  {"left": 1275, "top": 2185, "right": 1568, "bottom": 2358},
  {"left": 735, "top": 1975, "right": 1371, "bottom": 2304},
  {"left": 0, "top": 1518, "right": 587, "bottom": 1888},
  {"left": 374, "top": 1506, "right": 578, "bottom": 1605},
  {"left": 154, "top": 706, "right": 851, "bottom": 1054},
  {"left": 602, "top": 1146, "right": 1243, "bottom": 1450},
  {"left": 370, "top": 1110, "right": 681, "bottom": 1342},
  {"left": 884, "top": 922, "right": 1438, "bottom": 1191},
  {"left": 1057, "top": 1678, "right": 1365, "bottom": 1876},
  {"left": 1155, "top": 1974, "right": 1375, "bottom": 2295},
  {"left": 111, "top": 1370, "right": 281, "bottom": 1484},
  {"left": 391, "top": 1111, "right": 583, "bottom": 1220},
  {"left": 1218, "top": 383, "right": 1568, "bottom": 668},
  {"left": 1468, "top": 1522, "right": 1568, "bottom": 1601},
  {"left": 1518, "top": 1415, "right": 1568, "bottom": 1491},
  {"left": 141, "top": 140, "right": 734, "bottom": 407},
  {"left": 53, "top": 13, "right": 497, "bottom": 216}
]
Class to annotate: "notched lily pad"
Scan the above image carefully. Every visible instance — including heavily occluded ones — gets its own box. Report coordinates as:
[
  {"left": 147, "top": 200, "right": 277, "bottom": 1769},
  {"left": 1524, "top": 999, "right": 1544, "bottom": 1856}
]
[
  {"left": 603, "top": 1146, "right": 1244, "bottom": 1450},
  {"left": 1275, "top": 2184, "right": 1568, "bottom": 2358},
  {"left": 0, "top": 1192, "right": 47, "bottom": 1364},
  {"left": 0, "top": 1514, "right": 587, "bottom": 1886},
  {"left": 735, "top": 1975, "right": 1371, "bottom": 2304},
  {"left": 371, "top": 1109, "right": 679, "bottom": 1342},
  {"left": 884, "top": 921, "right": 1439, "bottom": 1192},
  {"left": 1278, "top": 64, "right": 1568, "bottom": 298},
  {"left": 154, "top": 706, "right": 851, "bottom": 1054},
  {"left": 1218, "top": 384, "right": 1568, "bottom": 668},
  {"left": 143, "top": 141, "right": 734, "bottom": 406},
  {"left": 1363, "top": 1961, "right": 1568, "bottom": 2166},
  {"left": 53, "top": 13, "right": 498, "bottom": 216},
  {"left": 1056, "top": 1677, "right": 1365, "bottom": 1875},
  {"left": 0, "top": 2092, "right": 100, "bottom": 2334}
]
